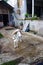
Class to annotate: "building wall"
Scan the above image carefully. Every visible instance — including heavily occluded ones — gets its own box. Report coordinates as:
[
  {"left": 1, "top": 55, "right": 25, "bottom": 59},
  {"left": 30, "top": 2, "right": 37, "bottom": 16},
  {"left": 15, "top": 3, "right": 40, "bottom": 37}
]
[
  {"left": 15, "top": 19, "right": 43, "bottom": 36},
  {"left": 0, "top": 9, "right": 8, "bottom": 14},
  {"left": 0, "top": 5, "right": 9, "bottom": 14},
  {"left": 20, "top": 0, "right": 27, "bottom": 19},
  {"left": 9, "top": 13, "right": 14, "bottom": 26},
  {"left": 0, "top": 6, "right": 14, "bottom": 27},
  {"left": 14, "top": 0, "right": 27, "bottom": 19},
  {"left": 0, "top": 7, "right": 9, "bottom": 27}
]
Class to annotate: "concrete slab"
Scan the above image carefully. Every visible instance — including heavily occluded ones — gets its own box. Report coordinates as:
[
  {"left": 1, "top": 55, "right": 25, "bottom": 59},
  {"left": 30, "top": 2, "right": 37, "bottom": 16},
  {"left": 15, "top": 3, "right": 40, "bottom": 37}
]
[{"left": 18, "top": 63, "right": 28, "bottom": 65}]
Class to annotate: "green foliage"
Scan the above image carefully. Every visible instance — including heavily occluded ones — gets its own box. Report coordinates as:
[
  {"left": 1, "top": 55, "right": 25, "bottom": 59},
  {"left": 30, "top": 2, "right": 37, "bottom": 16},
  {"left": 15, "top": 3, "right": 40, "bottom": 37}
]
[
  {"left": 25, "top": 13, "right": 29, "bottom": 18},
  {"left": 0, "top": 33, "right": 4, "bottom": 38},
  {"left": 25, "top": 16, "right": 39, "bottom": 20},
  {"left": 2, "top": 60, "right": 18, "bottom": 65},
  {"left": 1, "top": 57, "right": 23, "bottom": 65},
  {"left": 20, "top": 22, "right": 23, "bottom": 26},
  {"left": 31, "top": 16, "right": 39, "bottom": 20}
]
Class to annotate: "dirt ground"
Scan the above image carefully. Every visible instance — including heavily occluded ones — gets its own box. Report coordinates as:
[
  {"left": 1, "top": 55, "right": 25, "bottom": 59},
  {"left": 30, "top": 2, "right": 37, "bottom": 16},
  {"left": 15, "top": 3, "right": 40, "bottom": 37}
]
[{"left": 0, "top": 27, "right": 43, "bottom": 64}]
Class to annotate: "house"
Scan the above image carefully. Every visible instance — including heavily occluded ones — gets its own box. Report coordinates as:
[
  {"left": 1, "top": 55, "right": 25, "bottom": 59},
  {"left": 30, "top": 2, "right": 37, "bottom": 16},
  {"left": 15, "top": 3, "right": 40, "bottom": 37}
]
[
  {"left": 14, "top": 0, "right": 43, "bottom": 19},
  {"left": 0, "top": 0, "right": 14, "bottom": 27}
]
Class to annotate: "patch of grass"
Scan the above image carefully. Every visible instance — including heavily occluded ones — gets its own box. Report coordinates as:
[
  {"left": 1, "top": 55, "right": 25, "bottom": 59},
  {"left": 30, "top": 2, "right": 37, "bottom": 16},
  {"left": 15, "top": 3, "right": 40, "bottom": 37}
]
[
  {"left": 25, "top": 16, "right": 39, "bottom": 20},
  {"left": 2, "top": 60, "right": 19, "bottom": 65},
  {"left": 1, "top": 57, "right": 23, "bottom": 65},
  {"left": 0, "top": 33, "right": 4, "bottom": 38}
]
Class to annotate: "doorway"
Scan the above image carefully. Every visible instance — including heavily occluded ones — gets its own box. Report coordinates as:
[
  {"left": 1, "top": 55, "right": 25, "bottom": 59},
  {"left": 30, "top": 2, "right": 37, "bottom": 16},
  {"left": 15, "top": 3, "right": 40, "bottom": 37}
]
[
  {"left": 27, "top": 0, "right": 32, "bottom": 17},
  {"left": 3, "top": 14, "right": 9, "bottom": 26},
  {"left": 34, "top": 6, "right": 40, "bottom": 17},
  {"left": 34, "top": 0, "right": 43, "bottom": 18}
]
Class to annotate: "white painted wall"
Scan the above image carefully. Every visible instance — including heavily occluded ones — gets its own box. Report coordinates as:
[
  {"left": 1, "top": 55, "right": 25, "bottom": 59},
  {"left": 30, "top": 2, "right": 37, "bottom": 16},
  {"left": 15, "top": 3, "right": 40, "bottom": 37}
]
[
  {"left": 18, "top": 0, "right": 27, "bottom": 19},
  {"left": 20, "top": 0, "right": 27, "bottom": 19},
  {"left": 30, "top": 21, "right": 39, "bottom": 32},
  {"left": 8, "top": 0, "right": 27, "bottom": 19},
  {"left": 13, "top": 0, "right": 27, "bottom": 19},
  {"left": 15, "top": 20, "right": 43, "bottom": 36},
  {"left": 37, "top": 21, "right": 43, "bottom": 36}
]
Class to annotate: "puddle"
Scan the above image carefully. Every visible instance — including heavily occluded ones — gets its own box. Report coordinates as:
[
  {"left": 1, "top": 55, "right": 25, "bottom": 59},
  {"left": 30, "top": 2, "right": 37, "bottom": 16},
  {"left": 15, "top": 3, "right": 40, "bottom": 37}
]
[
  {"left": 31, "top": 57, "right": 43, "bottom": 65},
  {"left": 37, "top": 62, "right": 43, "bottom": 65}
]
